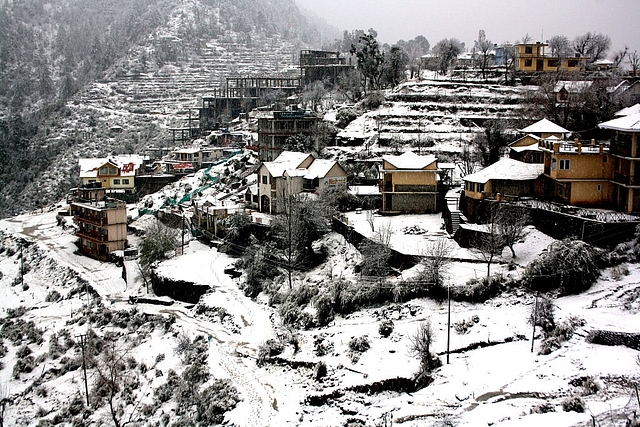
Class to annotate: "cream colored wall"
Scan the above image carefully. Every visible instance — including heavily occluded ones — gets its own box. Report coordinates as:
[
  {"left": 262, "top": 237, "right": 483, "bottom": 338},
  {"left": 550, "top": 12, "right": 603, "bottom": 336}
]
[
  {"left": 387, "top": 170, "right": 437, "bottom": 186},
  {"left": 569, "top": 181, "right": 614, "bottom": 206},
  {"left": 550, "top": 153, "right": 613, "bottom": 181}
]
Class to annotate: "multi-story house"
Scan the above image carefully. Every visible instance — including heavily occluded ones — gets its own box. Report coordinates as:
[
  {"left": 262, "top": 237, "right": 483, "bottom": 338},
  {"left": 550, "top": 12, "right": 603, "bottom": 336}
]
[
  {"left": 257, "top": 151, "right": 347, "bottom": 214},
  {"left": 257, "top": 110, "right": 322, "bottom": 161},
  {"left": 538, "top": 138, "right": 612, "bottom": 208},
  {"left": 380, "top": 151, "right": 439, "bottom": 214},
  {"left": 514, "top": 42, "right": 589, "bottom": 73},
  {"left": 79, "top": 155, "right": 146, "bottom": 197},
  {"left": 599, "top": 112, "right": 640, "bottom": 212},
  {"left": 70, "top": 185, "right": 127, "bottom": 261},
  {"left": 508, "top": 119, "right": 570, "bottom": 164}
]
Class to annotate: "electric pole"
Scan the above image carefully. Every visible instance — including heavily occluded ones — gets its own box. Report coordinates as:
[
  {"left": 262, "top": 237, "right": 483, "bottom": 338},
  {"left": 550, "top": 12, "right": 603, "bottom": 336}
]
[
  {"left": 531, "top": 291, "right": 539, "bottom": 353},
  {"left": 76, "top": 334, "right": 90, "bottom": 406},
  {"left": 447, "top": 280, "right": 451, "bottom": 364}
]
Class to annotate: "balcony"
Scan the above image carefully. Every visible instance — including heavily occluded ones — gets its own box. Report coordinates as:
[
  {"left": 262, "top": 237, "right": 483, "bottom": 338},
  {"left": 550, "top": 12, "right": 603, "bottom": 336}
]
[{"left": 380, "top": 183, "right": 437, "bottom": 193}]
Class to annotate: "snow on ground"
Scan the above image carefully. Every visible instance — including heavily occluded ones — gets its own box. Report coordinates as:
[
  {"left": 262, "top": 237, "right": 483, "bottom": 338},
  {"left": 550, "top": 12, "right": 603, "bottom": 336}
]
[{"left": 1, "top": 204, "right": 640, "bottom": 426}]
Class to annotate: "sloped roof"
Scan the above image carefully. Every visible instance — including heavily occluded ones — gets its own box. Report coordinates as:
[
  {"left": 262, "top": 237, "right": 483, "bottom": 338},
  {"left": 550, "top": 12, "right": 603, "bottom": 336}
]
[
  {"left": 464, "top": 158, "right": 544, "bottom": 184},
  {"left": 382, "top": 151, "right": 437, "bottom": 170},
  {"left": 304, "top": 159, "right": 340, "bottom": 179},
  {"left": 519, "top": 118, "right": 569, "bottom": 135},
  {"left": 79, "top": 155, "right": 146, "bottom": 178},
  {"left": 508, "top": 134, "right": 541, "bottom": 147},
  {"left": 615, "top": 104, "right": 640, "bottom": 116},
  {"left": 554, "top": 80, "right": 593, "bottom": 93},
  {"left": 598, "top": 112, "right": 640, "bottom": 132},
  {"left": 262, "top": 151, "right": 311, "bottom": 177}
]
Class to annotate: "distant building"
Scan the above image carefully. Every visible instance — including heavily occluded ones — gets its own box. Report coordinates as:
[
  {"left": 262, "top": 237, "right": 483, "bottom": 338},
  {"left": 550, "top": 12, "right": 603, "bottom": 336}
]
[
  {"left": 514, "top": 42, "right": 589, "bottom": 74},
  {"left": 299, "top": 50, "right": 353, "bottom": 85},
  {"left": 257, "top": 110, "right": 322, "bottom": 162},
  {"left": 70, "top": 185, "right": 127, "bottom": 261},
  {"left": 380, "top": 151, "right": 439, "bottom": 214}
]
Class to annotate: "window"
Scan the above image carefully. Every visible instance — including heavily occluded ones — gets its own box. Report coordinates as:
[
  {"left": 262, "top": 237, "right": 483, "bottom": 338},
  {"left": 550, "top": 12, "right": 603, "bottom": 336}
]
[
  {"left": 525, "top": 46, "right": 533, "bottom": 54},
  {"left": 547, "top": 59, "right": 559, "bottom": 68},
  {"left": 99, "top": 167, "right": 108, "bottom": 175},
  {"left": 597, "top": 184, "right": 601, "bottom": 191},
  {"left": 113, "top": 179, "right": 121, "bottom": 185},
  {"left": 524, "top": 59, "right": 532, "bottom": 67},
  {"left": 568, "top": 59, "right": 579, "bottom": 68},
  {"left": 551, "top": 158, "right": 557, "bottom": 170},
  {"left": 476, "top": 183, "right": 485, "bottom": 193},
  {"left": 109, "top": 167, "right": 117, "bottom": 175},
  {"left": 559, "top": 159, "right": 570, "bottom": 170},
  {"left": 262, "top": 175, "right": 268, "bottom": 184},
  {"left": 122, "top": 179, "right": 129, "bottom": 185}
]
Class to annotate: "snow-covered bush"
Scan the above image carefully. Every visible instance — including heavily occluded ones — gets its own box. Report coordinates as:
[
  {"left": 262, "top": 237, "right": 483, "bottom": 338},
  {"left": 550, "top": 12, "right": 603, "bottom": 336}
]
[
  {"left": 314, "top": 293, "right": 335, "bottom": 327},
  {"left": 530, "top": 402, "right": 555, "bottom": 414},
  {"left": 257, "top": 338, "right": 285, "bottom": 366},
  {"left": 348, "top": 336, "right": 370, "bottom": 363},
  {"left": 378, "top": 319, "right": 394, "bottom": 337},
  {"left": 524, "top": 239, "right": 602, "bottom": 295},
  {"left": 561, "top": 396, "right": 586, "bottom": 413}
]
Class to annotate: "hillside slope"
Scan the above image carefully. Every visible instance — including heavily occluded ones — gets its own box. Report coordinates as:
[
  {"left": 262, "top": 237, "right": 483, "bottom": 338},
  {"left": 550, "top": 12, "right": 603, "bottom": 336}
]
[{"left": 0, "top": 0, "right": 332, "bottom": 218}]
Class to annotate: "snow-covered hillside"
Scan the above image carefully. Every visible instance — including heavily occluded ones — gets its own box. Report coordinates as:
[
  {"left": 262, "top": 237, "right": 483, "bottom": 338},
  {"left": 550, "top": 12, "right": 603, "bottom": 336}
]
[{"left": 1, "top": 167, "right": 639, "bottom": 426}]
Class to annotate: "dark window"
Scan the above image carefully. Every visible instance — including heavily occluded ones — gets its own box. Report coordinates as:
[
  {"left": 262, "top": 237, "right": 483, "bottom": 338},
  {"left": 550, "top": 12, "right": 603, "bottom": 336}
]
[
  {"left": 524, "top": 59, "right": 533, "bottom": 67},
  {"left": 559, "top": 159, "right": 570, "bottom": 170},
  {"left": 547, "top": 59, "right": 559, "bottom": 68},
  {"left": 568, "top": 59, "right": 579, "bottom": 67},
  {"left": 525, "top": 46, "right": 533, "bottom": 54},
  {"left": 262, "top": 175, "right": 268, "bottom": 184},
  {"left": 113, "top": 179, "right": 120, "bottom": 185},
  {"left": 122, "top": 179, "right": 129, "bottom": 185}
]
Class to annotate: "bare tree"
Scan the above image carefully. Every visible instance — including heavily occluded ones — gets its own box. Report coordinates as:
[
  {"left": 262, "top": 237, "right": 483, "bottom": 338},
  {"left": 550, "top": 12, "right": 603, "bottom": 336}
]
[
  {"left": 366, "top": 209, "right": 375, "bottom": 232},
  {"left": 573, "top": 32, "right": 611, "bottom": 63},
  {"left": 432, "top": 38, "right": 464, "bottom": 75},
  {"left": 628, "top": 50, "right": 640, "bottom": 77},
  {"left": 473, "top": 203, "right": 506, "bottom": 281},
  {"left": 456, "top": 145, "right": 479, "bottom": 177},
  {"left": 407, "top": 318, "right": 441, "bottom": 376},
  {"left": 547, "top": 35, "right": 572, "bottom": 59},
  {"left": 495, "top": 204, "right": 530, "bottom": 258},
  {"left": 93, "top": 341, "right": 141, "bottom": 427},
  {"left": 421, "top": 238, "right": 455, "bottom": 287},
  {"left": 359, "top": 221, "right": 393, "bottom": 278},
  {"left": 474, "top": 30, "right": 493, "bottom": 80}
]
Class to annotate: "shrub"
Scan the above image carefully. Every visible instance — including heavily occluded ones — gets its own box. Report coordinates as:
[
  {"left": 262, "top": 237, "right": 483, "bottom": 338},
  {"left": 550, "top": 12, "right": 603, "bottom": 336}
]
[
  {"left": 348, "top": 336, "right": 370, "bottom": 353},
  {"left": 257, "top": 339, "right": 285, "bottom": 366},
  {"left": 314, "top": 361, "right": 327, "bottom": 381},
  {"left": 314, "top": 293, "right": 335, "bottom": 327},
  {"left": 45, "top": 290, "right": 62, "bottom": 303},
  {"left": 196, "top": 379, "right": 240, "bottom": 425},
  {"left": 561, "top": 396, "right": 586, "bottom": 413},
  {"left": 335, "top": 107, "right": 358, "bottom": 128},
  {"left": 12, "top": 355, "right": 36, "bottom": 378},
  {"left": 378, "top": 319, "right": 394, "bottom": 337},
  {"left": 569, "top": 376, "right": 600, "bottom": 396},
  {"left": 530, "top": 402, "right": 555, "bottom": 414},
  {"left": 348, "top": 336, "right": 370, "bottom": 363},
  {"left": 524, "top": 239, "right": 602, "bottom": 295},
  {"left": 313, "top": 334, "right": 334, "bottom": 357}
]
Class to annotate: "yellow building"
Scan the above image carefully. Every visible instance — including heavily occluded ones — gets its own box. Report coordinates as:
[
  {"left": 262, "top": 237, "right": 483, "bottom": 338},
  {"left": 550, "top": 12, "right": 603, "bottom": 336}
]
[
  {"left": 79, "top": 155, "right": 146, "bottom": 195},
  {"left": 514, "top": 43, "right": 588, "bottom": 73},
  {"left": 539, "top": 139, "right": 613, "bottom": 207},
  {"left": 70, "top": 186, "right": 127, "bottom": 261},
  {"left": 380, "top": 152, "right": 439, "bottom": 214}
]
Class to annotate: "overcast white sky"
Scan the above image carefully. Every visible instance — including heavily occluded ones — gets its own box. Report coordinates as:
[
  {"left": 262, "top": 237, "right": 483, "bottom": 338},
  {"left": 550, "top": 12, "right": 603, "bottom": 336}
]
[{"left": 296, "top": 0, "right": 640, "bottom": 57}]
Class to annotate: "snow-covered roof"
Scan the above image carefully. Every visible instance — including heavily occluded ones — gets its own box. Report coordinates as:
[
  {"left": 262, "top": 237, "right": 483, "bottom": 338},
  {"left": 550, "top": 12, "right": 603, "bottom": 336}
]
[
  {"left": 510, "top": 144, "right": 541, "bottom": 153},
  {"left": 519, "top": 118, "right": 569, "bottom": 135},
  {"left": 262, "top": 151, "right": 311, "bottom": 178},
  {"left": 304, "top": 159, "right": 340, "bottom": 179},
  {"left": 383, "top": 151, "right": 437, "bottom": 170},
  {"left": 79, "top": 155, "right": 146, "bottom": 178},
  {"left": 464, "top": 158, "right": 543, "bottom": 184},
  {"left": 615, "top": 104, "right": 640, "bottom": 116},
  {"left": 598, "top": 112, "right": 640, "bottom": 133}
]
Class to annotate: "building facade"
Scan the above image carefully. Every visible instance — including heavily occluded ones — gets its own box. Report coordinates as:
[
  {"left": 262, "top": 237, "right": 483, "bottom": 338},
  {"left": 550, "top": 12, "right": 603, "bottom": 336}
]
[
  {"left": 514, "top": 43, "right": 589, "bottom": 73},
  {"left": 257, "top": 110, "right": 322, "bottom": 161},
  {"left": 70, "top": 186, "right": 127, "bottom": 261},
  {"left": 380, "top": 152, "right": 439, "bottom": 214}
]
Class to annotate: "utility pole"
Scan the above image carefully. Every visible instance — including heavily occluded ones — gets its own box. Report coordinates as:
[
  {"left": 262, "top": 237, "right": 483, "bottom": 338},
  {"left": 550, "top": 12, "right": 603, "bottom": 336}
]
[
  {"left": 531, "top": 291, "right": 539, "bottom": 353},
  {"left": 76, "top": 334, "right": 90, "bottom": 406},
  {"left": 181, "top": 208, "right": 185, "bottom": 255},
  {"left": 19, "top": 242, "right": 24, "bottom": 289},
  {"left": 446, "top": 280, "right": 451, "bottom": 364}
]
